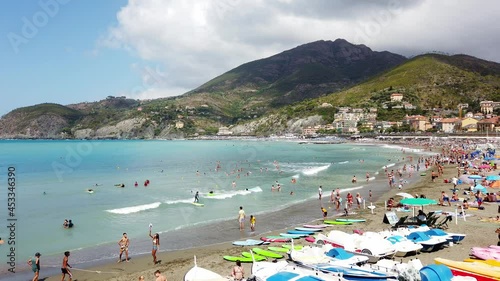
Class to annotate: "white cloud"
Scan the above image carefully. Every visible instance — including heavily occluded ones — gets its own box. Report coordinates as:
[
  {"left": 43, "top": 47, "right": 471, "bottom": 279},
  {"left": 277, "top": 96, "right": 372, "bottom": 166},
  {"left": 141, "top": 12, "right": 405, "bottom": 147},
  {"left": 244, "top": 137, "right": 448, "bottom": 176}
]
[{"left": 101, "top": 0, "right": 500, "bottom": 100}]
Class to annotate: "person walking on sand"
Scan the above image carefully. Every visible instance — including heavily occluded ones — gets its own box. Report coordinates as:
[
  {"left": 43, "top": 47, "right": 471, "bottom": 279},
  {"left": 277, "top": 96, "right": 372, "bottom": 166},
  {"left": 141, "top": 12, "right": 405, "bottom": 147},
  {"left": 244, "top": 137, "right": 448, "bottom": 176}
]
[
  {"left": 61, "top": 251, "right": 72, "bottom": 281},
  {"left": 27, "top": 252, "right": 41, "bottom": 281},
  {"left": 238, "top": 206, "right": 246, "bottom": 231},
  {"left": 154, "top": 270, "right": 167, "bottom": 281},
  {"left": 250, "top": 215, "right": 256, "bottom": 231},
  {"left": 231, "top": 260, "right": 245, "bottom": 281},
  {"left": 118, "top": 233, "right": 130, "bottom": 262},
  {"left": 149, "top": 229, "right": 160, "bottom": 264}
]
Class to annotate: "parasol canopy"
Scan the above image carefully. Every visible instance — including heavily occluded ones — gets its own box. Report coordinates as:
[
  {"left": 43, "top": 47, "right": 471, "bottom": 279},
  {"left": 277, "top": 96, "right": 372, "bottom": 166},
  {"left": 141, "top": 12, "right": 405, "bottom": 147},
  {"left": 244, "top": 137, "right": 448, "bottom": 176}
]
[
  {"left": 400, "top": 198, "right": 437, "bottom": 206},
  {"left": 486, "top": 175, "right": 500, "bottom": 181},
  {"left": 472, "top": 184, "right": 487, "bottom": 193},
  {"left": 491, "top": 181, "right": 500, "bottom": 188},
  {"left": 479, "top": 164, "right": 492, "bottom": 169},
  {"left": 468, "top": 175, "right": 483, "bottom": 180}
]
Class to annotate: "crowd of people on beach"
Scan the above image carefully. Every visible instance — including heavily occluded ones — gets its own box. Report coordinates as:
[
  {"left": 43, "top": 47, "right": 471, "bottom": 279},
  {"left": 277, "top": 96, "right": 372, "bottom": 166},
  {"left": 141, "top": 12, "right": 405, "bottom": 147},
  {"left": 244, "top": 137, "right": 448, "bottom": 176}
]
[{"left": 22, "top": 137, "right": 500, "bottom": 281}]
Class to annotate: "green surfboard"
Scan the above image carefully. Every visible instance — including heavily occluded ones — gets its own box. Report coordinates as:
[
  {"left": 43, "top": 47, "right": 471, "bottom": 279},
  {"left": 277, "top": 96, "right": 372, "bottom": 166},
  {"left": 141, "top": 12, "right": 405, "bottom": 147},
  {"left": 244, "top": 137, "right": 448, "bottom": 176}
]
[
  {"left": 268, "top": 246, "right": 289, "bottom": 253},
  {"left": 252, "top": 248, "right": 283, "bottom": 259},
  {"left": 242, "top": 251, "right": 266, "bottom": 261},
  {"left": 281, "top": 244, "right": 303, "bottom": 250},
  {"left": 324, "top": 220, "right": 352, "bottom": 225},
  {"left": 223, "top": 256, "right": 253, "bottom": 263}
]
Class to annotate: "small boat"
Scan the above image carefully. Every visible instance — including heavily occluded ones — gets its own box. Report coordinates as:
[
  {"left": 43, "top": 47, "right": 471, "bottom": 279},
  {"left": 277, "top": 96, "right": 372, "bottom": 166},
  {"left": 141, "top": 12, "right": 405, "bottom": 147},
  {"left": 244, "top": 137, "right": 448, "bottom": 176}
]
[
  {"left": 406, "top": 232, "right": 447, "bottom": 252},
  {"left": 251, "top": 259, "right": 348, "bottom": 281},
  {"left": 384, "top": 235, "right": 422, "bottom": 257},
  {"left": 315, "top": 230, "right": 396, "bottom": 263},
  {"left": 424, "top": 229, "right": 466, "bottom": 244},
  {"left": 470, "top": 247, "right": 500, "bottom": 261},
  {"left": 435, "top": 257, "right": 500, "bottom": 281},
  {"left": 289, "top": 244, "right": 368, "bottom": 266},
  {"left": 184, "top": 256, "right": 229, "bottom": 281}
]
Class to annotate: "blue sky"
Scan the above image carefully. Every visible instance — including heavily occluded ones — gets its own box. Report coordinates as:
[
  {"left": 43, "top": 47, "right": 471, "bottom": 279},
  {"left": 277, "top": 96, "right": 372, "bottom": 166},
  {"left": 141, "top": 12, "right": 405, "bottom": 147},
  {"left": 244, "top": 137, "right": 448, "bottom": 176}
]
[
  {"left": 0, "top": 0, "right": 140, "bottom": 115},
  {"left": 1, "top": 0, "right": 499, "bottom": 116}
]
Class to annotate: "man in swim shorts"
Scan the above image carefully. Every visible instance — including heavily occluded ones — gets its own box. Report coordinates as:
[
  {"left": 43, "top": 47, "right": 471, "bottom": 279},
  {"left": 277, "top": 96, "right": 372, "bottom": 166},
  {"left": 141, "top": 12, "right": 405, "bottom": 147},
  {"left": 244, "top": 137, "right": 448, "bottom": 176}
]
[
  {"left": 61, "top": 251, "right": 72, "bottom": 281},
  {"left": 118, "top": 233, "right": 130, "bottom": 262},
  {"left": 238, "top": 206, "right": 245, "bottom": 231}
]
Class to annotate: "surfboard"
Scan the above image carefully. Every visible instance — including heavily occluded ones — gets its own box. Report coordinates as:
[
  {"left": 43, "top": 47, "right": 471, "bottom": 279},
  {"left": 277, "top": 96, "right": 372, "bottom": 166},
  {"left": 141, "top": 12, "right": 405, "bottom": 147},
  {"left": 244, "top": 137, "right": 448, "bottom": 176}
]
[
  {"left": 323, "top": 220, "right": 352, "bottom": 225},
  {"left": 261, "top": 237, "right": 291, "bottom": 243},
  {"left": 279, "top": 233, "right": 305, "bottom": 238},
  {"left": 268, "top": 247, "right": 289, "bottom": 253},
  {"left": 281, "top": 244, "right": 303, "bottom": 250},
  {"left": 252, "top": 248, "right": 283, "bottom": 259},
  {"left": 223, "top": 256, "right": 253, "bottom": 263},
  {"left": 191, "top": 202, "right": 204, "bottom": 207},
  {"left": 241, "top": 252, "right": 266, "bottom": 261},
  {"left": 335, "top": 218, "right": 366, "bottom": 223},
  {"left": 287, "top": 230, "right": 315, "bottom": 235},
  {"left": 303, "top": 224, "right": 328, "bottom": 229},
  {"left": 295, "top": 227, "right": 322, "bottom": 232},
  {"left": 232, "top": 239, "right": 265, "bottom": 246}
]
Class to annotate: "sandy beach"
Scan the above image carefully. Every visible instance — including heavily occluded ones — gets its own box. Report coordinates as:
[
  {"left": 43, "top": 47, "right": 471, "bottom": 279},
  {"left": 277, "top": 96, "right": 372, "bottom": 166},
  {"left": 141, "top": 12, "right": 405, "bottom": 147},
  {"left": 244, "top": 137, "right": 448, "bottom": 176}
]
[{"left": 34, "top": 158, "right": 500, "bottom": 281}]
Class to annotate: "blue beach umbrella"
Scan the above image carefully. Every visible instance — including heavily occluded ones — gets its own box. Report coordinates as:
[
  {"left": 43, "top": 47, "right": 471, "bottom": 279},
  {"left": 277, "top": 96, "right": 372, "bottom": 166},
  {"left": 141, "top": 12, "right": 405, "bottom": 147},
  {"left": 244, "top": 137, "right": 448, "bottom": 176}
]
[
  {"left": 468, "top": 175, "right": 483, "bottom": 180},
  {"left": 473, "top": 184, "right": 487, "bottom": 193},
  {"left": 486, "top": 175, "right": 500, "bottom": 181}
]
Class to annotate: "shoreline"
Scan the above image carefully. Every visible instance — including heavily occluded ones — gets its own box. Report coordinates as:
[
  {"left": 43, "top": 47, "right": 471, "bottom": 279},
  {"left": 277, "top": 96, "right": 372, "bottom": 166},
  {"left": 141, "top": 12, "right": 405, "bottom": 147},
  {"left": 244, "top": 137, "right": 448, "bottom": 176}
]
[{"left": 6, "top": 143, "right": 432, "bottom": 281}]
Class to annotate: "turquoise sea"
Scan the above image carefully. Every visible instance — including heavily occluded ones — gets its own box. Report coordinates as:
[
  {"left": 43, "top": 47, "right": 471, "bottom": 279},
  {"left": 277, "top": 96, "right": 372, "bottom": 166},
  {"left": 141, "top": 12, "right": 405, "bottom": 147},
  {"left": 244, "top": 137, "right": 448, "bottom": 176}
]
[{"left": 0, "top": 140, "right": 428, "bottom": 277}]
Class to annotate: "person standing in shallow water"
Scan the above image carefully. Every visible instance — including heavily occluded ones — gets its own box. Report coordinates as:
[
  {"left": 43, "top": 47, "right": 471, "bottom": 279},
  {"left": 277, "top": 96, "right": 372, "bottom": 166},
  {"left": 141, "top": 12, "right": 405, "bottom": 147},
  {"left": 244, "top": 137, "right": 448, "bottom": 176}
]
[
  {"left": 149, "top": 229, "right": 160, "bottom": 264},
  {"left": 238, "top": 206, "right": 246, "bottom": 231}
]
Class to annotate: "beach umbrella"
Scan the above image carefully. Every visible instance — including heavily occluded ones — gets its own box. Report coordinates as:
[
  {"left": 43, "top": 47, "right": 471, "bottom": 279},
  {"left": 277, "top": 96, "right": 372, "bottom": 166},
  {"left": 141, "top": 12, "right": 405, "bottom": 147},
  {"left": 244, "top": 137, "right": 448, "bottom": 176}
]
[
  {"left": 400, "top": 198, "right": 438, "bottom": 217},
  {"left": 479, "top": 164, "right": 491, "bottom": 169},
  {"left": 468, "top": 175, "right": 483, "bottom": 180},
  {"left": 490, "top": 181, "right": 500, "bottom": 188},
  {"left": 396, "top": 192, "right": 414, "bottom": 199},
  {"left": 400, "top": 198, "right": 437, "bottom": 206},
  {"left": 473, "top": 184, "right": 487, "bottom": 193},
  {"left": 486, "top": 175, "right": 500, "bottom": 181}
]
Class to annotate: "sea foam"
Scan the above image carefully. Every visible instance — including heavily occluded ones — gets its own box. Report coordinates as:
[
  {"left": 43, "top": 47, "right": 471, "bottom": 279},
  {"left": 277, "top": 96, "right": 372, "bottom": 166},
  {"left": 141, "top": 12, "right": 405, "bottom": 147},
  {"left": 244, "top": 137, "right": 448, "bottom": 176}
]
[
  {"left": 302, "top": 164, "right": 331, "bottom": 176},
  {"left": 106, "top": 202, "right": 161, "bottom": 214}
]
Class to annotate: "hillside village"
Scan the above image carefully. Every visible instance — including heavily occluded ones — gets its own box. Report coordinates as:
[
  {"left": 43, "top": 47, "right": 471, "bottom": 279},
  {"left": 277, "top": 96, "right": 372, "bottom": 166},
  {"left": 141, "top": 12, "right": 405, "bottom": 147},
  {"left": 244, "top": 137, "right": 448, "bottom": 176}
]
[{"left": 217, "top": 94, "right": 500, "bottom": 137}]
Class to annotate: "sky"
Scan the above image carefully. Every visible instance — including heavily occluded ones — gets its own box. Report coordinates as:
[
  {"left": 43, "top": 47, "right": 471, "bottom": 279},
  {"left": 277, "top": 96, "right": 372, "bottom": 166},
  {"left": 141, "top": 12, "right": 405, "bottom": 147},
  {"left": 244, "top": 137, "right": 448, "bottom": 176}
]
[{"left": 1, "top": 0, "right": 499, "bottom": 116}]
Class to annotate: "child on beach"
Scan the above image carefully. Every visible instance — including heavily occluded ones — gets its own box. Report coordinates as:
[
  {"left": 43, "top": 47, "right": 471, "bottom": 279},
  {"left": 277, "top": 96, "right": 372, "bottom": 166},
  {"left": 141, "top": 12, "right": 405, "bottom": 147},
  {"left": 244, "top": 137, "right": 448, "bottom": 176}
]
[
  {"left": 250, "top": 215, "right": 256, "bottom": 231},
  {"left": 321, "top": 207, "right": 328, "bottom": 218},
  {"left": 27, "top": 252, "right": 41, "bottom": 281},
  {"left": 154, "top": 270, "right": 167, "bottom": 281}
]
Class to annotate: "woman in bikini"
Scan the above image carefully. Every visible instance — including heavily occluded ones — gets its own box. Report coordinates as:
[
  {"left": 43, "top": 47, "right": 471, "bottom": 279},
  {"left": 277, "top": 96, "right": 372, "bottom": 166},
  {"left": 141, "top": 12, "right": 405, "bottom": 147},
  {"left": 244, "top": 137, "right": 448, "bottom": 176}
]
[
  {"left": 149, "top": 230, "right": 160, "bottom": 264},
  {"left": 231, "top": 260, "right": 244, "bottom": 281}
]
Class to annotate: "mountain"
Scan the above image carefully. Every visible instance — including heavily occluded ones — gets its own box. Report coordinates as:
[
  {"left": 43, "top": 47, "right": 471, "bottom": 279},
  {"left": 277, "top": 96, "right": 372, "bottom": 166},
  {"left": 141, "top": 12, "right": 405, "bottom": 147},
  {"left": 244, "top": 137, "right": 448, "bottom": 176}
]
[
  {"left": 1, "top": 40, "right": 499, "bottom": 139},
  {"left": 191, "top": 39, "right": 407, "bottom": 106}
]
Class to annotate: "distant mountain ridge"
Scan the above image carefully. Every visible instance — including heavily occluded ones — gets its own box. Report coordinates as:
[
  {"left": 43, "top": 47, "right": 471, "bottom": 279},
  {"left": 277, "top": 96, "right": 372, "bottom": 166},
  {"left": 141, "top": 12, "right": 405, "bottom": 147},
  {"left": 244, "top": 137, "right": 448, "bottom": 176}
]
[
  {"left": 0, "top": 39, "right": 499, "bottom": 139},
  {"left": 192, "top": 39, "right": 407, "bottom": 106}
]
